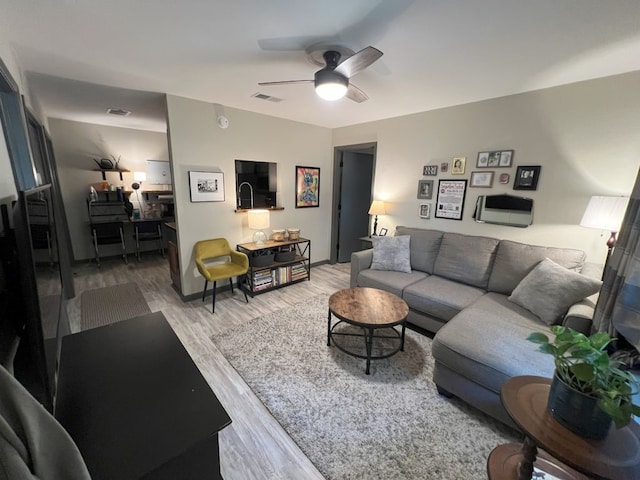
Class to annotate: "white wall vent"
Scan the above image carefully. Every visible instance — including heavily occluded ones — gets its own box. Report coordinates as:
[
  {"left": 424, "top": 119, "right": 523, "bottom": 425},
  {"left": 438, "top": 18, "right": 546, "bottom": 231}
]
[
  {"left": 251, "top": 92, "right": 284, "bottom": 103},
  {"left": 106, "top": 107, "right": 131, "bottom": 116}
]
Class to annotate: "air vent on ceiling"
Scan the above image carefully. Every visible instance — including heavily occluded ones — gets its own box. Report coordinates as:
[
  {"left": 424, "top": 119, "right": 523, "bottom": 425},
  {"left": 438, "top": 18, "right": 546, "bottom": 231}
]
[
  {"left": 106, "top": 107, "right": 131, "bottom": 116},
  {"left": 251, "top": 92, "right": 283, "bottom": 103}
]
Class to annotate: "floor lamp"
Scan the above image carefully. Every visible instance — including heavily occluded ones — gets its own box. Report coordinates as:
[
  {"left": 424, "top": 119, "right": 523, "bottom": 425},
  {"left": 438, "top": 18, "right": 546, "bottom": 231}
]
[{"left": 580, "top": 195, "right": 629, "bottom": 276}]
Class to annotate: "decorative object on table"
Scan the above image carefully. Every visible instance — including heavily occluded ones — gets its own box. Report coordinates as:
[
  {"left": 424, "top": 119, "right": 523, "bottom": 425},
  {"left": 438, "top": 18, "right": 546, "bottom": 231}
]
[
  {"left": 579, "top": 195, "right": 629, "bottom": 271},
  {"left": 271, "top": 229, "right": 285, "bottom": 241},
  {"left": 287, "top": 228, "right": 300, "bottom": 240},
  {"left": 451, "top": 156, "right": 466, "bottom": 174},
  {"left": 295, "top": 166, "right": 320, "bottom": 208},
  {"left": 378, "top": 227, "right": 388, "bottom": 236},
  {"left": 248, "top": 209, "right": 270, "bottom": 245},
  {"left": 189, "top": 170, "right": 225, "bottom": 202},
  {"left": 528, "top": 326, "right": 640, "bottom": 440},
  {"left": 423, "top": 165, "right": 438, "bottom": 176},
  {"left": 498, "top": 173, "right": 510, "bottom": 184},
  {"left": 131, "top": 171, "right": 146, "bottom": 213},
  {"left": 419, "top": 204, "right": 431, "bottom": 219},
  {"left": 513, "top": 165, "right": 541, "bottom": 190},
  {"left": 440, "top": 162, "right": 449, "bottom": 173},
  {"left": 470, "top": 171, "right": 494, "bottom": 188},
  {"left": 368, "top": 200, "right": 386, "bottom": 236},
  {"left": 435, "top": 179, "right": 467, "bottom": 220},
  {"left": 416, "top": 180, "right": 433, "bottom": 199},
  {"left": 476, "top": 150, "right": 513, "bottom": 168}
]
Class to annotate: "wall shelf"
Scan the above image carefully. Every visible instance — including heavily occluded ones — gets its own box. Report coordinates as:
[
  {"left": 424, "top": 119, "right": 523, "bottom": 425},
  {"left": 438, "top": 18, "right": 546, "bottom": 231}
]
[
  {"left": 234, "top": 206, "right": 284, "bottom": 213},
  {"left": 93, "top": 168, "right": 130, "bottom": 181}
]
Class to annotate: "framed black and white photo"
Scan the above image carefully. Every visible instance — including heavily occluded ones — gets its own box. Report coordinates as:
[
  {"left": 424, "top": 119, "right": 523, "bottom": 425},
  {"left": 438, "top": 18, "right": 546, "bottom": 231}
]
[
  {"left": 435, "top": 179, "right": 467, "bottom": 220},
  {"left": 379, "top": 227, "right": 388, "bottom": 236},
  {"left": 451, "top": 157, "right": 466, "bottom": 174},
  {"left": 440, "top": 162, "right": 449, "bottom": 173},
  {"left": 419, "top": 204, "right": 431, "bottom": 219},
  {"left": 513, "top": 165, "right": 541, "bottom": 190},
  {"left": 477, "top": 150, "right": 513, "bottom": 168},
  {"left": 423, "top": 165, "right": 438, "bottom": 176},
  {"left": 189, "top": 171, "right": 225, "bottom": 202},
  {"left": 417, "top": 179, "right": 434, "bottom": 199},
  {"left": 470, "top": 171, "right": 494, "bottom": 188}
]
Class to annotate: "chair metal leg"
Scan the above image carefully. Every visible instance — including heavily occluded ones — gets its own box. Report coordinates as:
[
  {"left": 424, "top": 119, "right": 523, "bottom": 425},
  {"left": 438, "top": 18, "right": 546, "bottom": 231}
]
[
  {"left": 229, "top": 278, "right": 234, "bottom": 294},
  {"left": 239, "top": 275, "right": 248, "bottom": 303},
  {"left": 92, "top": 230, "right": 101, "bottom": 268},
  {"left": 212, "top": 281, "right": 217, "bottom": 313},
  {"left": 202, "top": 280, "right": 208, "bottom": 302},
  {"left": 120, "top": 227, "right": 128, "bottom": 264}
]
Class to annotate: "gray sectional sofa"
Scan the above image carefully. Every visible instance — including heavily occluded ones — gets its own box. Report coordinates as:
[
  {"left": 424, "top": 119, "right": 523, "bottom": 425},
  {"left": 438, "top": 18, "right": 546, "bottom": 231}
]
[{"left": 350, "top": 226, "right": 601, "bottom": 426}]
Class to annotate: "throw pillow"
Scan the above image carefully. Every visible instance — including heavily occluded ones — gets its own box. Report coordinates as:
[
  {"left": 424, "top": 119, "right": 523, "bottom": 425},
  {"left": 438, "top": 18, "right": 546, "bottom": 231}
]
[
  {"left": 370, "top": 235, "right": 412, "bottom": 273},
  {"left": 508, "top": 258, "right": 602, "bottom": 325}
]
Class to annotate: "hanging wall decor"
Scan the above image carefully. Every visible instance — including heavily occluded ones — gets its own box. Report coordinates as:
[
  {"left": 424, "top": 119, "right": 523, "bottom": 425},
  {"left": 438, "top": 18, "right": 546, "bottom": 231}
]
[{"left": 295, "top": 166, "right": 320, "bottom": 208}]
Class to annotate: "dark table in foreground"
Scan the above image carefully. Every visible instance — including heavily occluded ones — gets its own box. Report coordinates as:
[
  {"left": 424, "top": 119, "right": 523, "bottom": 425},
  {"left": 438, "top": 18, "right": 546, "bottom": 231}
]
[
  {"left": 55, "top": 311, "right": 231, "bottom": 480},
  {"left": 488, "top": 375, "right": 640, "bottom": 480}
]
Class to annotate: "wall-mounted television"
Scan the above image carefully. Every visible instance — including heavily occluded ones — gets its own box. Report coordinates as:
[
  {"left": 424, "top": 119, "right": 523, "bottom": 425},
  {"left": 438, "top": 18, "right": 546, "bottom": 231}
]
[{"left": 235, "top": 160, "right": 277, "bottom": 209}]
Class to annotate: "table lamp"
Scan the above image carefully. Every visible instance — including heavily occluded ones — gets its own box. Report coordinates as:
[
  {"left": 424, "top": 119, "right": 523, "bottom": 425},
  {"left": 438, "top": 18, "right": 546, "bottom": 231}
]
[
  {"left": 580, "top": 195, "right": 629, "bottom": 270},
  {"left": 248, "top": 209, "right": 270, "bottom": 245},
  {"left": 368, "top": 200, "right": 386, "bottom": 236}
]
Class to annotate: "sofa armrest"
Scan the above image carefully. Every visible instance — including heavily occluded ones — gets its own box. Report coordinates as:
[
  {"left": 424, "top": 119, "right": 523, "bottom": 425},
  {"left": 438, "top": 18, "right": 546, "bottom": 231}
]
[
  {"left": 563, "top": 294, "right": 598, "bottom": 334},
  {"left": 350, "top": 249, "right": 373, "bottom": 287}
]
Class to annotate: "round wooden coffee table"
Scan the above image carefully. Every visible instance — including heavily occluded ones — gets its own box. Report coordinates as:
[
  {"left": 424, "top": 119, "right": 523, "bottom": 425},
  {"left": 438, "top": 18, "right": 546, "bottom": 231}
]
[
  {"left": 327, "top": 287, "right": 409, "bottom": 374},
  {"left": 488, "top": 375, "right": 640, "bottom": 480}
]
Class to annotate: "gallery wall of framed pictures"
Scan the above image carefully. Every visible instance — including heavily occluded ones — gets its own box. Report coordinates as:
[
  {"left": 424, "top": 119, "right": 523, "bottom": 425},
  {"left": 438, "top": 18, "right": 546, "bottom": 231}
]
[{"left": 418, "top": 150, "right": 540, "bottom": 222}]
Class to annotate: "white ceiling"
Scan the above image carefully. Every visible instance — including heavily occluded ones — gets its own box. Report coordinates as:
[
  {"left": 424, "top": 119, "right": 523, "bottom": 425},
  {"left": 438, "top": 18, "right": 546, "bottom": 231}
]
[{"left": 1, "top": 0, "right": 639, "bottom": 132}]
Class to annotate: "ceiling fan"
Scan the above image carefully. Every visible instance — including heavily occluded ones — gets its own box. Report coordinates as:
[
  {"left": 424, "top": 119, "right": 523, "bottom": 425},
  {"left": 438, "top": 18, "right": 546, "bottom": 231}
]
[{"left": 258, "top": 46, "right": 383, "bottom": 102}]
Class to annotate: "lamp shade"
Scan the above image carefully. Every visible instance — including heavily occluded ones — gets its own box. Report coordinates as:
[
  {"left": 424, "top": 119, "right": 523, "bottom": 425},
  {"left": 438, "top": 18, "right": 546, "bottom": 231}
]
[
  {"left": 248, "top": 209, "right": 270, "bottom": 230},
  {"left": 368, "top": 200, "right": 386, "bottom": 216},
  {"left": 580, "top": 196, "right": 629, "bottom": 232},
  {"left": 133, "top": 171, "right": 147, "bottom": 182}
]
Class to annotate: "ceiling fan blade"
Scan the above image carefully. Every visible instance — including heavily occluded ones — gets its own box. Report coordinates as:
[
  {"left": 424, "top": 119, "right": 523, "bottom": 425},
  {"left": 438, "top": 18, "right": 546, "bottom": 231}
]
[
  {"left": 345, "top": 83, "right": 368, "bottom": 103},
  {"left": 335, "top": 46, "right": 383, "bottom": 78},
  {"left": 258, "top": 80, "right": 314, "bottom": 86}
]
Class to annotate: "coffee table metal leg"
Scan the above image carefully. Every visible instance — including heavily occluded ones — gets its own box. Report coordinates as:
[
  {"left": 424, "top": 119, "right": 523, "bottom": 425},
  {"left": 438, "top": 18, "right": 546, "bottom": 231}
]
[
  {"left": 400, "top": 322, "right": 406, "bottom": 351},
  {"left": 327, "top": 310, "right": 332, "bottom": 346},
  {"left": 364, "top": 327, "right": 373, "bottom": 375}
]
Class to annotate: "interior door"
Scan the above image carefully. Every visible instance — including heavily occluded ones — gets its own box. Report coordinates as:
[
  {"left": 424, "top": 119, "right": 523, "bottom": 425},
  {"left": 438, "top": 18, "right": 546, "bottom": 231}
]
[{"left": 337, "top": 151, "right": 374, "bottom": 262}]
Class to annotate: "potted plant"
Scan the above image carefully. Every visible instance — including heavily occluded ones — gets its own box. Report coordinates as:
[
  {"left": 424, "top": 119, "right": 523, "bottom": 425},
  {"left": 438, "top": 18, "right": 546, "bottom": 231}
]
[{"left": 528, "top": 326, "right": 640, "bottom": 440}]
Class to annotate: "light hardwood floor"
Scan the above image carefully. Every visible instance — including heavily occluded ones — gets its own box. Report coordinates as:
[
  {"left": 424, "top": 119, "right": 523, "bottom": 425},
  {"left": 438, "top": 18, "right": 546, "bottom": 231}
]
[{"left": 68, "top": 255, "right": 352, "bottom": 479}]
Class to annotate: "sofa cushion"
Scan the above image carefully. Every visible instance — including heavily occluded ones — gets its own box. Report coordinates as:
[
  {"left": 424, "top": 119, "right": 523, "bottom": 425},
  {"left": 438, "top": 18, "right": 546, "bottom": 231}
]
[
  {"left": 403, "top": 275, "right": 486, "bottom": 321},
  {"left": 370, "top": 235, "right": 412, "bottom": 273},
  {"left": 433, "top": 233, "right": 499, "bottom": 289},
  {"left": 357, "top": 269, "right": 427, "bottom": 298},
  {"left": 432, "top": 292, "right": 555, "bottom": 396},
  {"left": 395, "top": 226, "right": 444, "bottom": 274},
  {"left": 488, "top": 240, "right": 586, "bottom": 295},
  {"left": 508, "top": 258, "right": 602, "bottom": 325}
]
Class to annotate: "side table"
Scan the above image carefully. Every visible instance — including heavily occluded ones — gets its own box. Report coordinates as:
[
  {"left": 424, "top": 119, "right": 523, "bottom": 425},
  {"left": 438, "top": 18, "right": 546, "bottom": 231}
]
[{"left": 488, "top": 375, "right": 640, "bottom": 480}]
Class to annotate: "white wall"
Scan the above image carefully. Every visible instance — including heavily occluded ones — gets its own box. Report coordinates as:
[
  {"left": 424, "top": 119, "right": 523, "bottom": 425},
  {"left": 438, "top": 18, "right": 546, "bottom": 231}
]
[
  {"left": 48, "top": 118, "right": 169, "bottom": 259},
  {"left": 333, "top": 72, "right": 640, "bottom": 262},
  {"left": 166, "top": 95, "right": 332, "bottom": 296}
]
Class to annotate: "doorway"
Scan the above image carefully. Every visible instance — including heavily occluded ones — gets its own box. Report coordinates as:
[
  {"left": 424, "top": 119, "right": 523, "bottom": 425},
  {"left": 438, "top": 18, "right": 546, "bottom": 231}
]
[{"left": 330, "top": 143, "right": 376, "bottom": 263}]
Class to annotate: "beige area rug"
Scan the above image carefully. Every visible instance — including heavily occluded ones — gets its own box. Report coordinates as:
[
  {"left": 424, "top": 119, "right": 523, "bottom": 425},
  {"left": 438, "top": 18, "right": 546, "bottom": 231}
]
[
  {"left": 211, "top": 293, "right": 519, "bottom": 480},
  {"left": 80, "top": 282, "right": 152, "bottom": 331}
]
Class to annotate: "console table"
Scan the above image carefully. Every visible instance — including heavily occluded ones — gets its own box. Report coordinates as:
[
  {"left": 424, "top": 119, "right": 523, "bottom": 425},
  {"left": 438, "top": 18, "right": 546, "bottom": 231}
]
[
  {"left": 488, "top": 375, "right": 640, "bottom": 480},
  {"left": 55, "top": 312, "right": 231, "bottom": 480}
]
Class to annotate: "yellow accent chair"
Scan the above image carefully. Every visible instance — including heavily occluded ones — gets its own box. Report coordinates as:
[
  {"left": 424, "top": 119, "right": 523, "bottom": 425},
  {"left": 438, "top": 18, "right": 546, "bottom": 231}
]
[{"left": 194, "top": 238, "right": 249, "bottom": 313}]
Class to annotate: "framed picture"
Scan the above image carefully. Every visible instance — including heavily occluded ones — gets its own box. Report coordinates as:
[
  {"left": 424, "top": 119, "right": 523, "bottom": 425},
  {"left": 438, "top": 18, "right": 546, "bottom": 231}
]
[
  {"left": 440, "top": 162, "right": 449, "bottom": 173},
  {"left": 435, "top": 179, "right": 467, "bottom": 220},
  {"left": 295, "top": 166, "right": 320, "bottom": 208},
  {"left": 189, "top": 171, "right": 224, "bottom": 202},
  {"left": 499, "top": 173, "right": 510, "bottom": 184},
  {"left": 423, "top": 165, "right": 438, "bottom": 176},
  {"left": 470, "top": 171, "right": 494, "bottom": 188},
  {"left": 417, "top": 179, "right": 434, "bottom": 199},
  {"left": 477, "top": 150, "right": 513, "bottom": 168},
  {"left": 419, "top": 204, "right": 431, "bottom": 219},
  {"left": 379, "top": 227, "right": 388, "bottom": 236},
  {"left": 513, "top": 165, "right": 541, "bottom": 190},
  {"left": 451, "top": 157, "right": 466, "bottom": 174}
]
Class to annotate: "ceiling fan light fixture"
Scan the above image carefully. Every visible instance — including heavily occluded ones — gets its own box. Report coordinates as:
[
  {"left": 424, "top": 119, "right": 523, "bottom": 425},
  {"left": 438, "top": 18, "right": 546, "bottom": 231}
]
[{"left": 314, "top": 69, "right": 348, "bottom": 101}]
